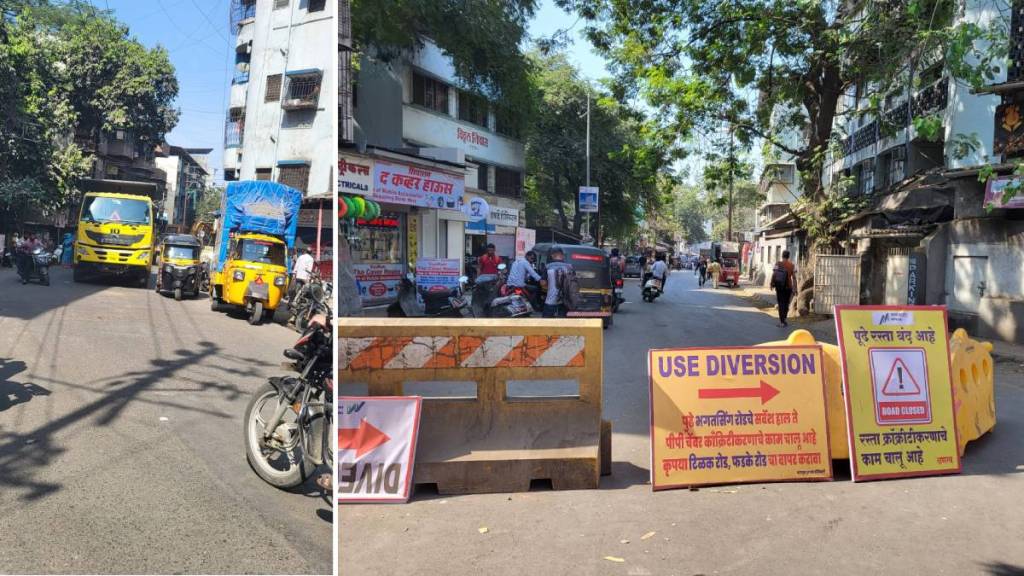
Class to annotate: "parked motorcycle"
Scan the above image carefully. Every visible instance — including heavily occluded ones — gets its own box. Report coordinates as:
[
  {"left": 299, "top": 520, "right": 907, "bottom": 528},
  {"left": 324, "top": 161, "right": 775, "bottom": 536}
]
[
  {"left": 387, "top": 273, "right": 470, "bottom": 317},
  {"left": 244, "top": 318, "right": 333, "bottom": 489},
  {"left": 470, "top": 263, "right": 532, "bottom": 318},
  {"left": 288, "top": 274, "right": 333, "bottom": 331},
  {"left": 642, "top": 275, "right": 663, "bottom": 302},
  {"left": 17, "top": 247, "right": 51, "bottom": 286}
]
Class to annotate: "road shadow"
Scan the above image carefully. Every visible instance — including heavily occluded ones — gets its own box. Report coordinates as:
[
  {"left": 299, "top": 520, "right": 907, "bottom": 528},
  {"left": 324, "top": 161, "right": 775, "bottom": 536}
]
[
  {"left": 0, "top": 358, "right": 50, "bottom": 412},
  {"left": 0, "top": 341, "right": 255, "bottom": 502},
  {"left": 982, "top": 562, "right": 1024, "bottom": 576},
  {"left": 0, "top": 267, "right": 114, "bottom": 321}
]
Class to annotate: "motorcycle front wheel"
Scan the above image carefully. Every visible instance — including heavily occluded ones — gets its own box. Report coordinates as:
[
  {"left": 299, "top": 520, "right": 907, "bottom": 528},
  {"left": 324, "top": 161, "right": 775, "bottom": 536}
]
[{"left": 243, "top": 382, "right": 313, "bottom": 489}]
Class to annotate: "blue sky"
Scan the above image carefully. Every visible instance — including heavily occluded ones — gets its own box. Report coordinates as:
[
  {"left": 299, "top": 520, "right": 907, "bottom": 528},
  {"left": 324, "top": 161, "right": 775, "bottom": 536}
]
[
  {"left": 528, "top": 0, "right": 610, "bottom": 81},
  {"left": 94, "top": 0, "right": 234, "bottom": 183}
]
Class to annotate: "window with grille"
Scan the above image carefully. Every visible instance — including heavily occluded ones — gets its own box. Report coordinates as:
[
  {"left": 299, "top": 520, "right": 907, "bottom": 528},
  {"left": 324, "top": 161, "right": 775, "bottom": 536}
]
[
  {"left": 282, "top": 72, "right": 322, "bottom": 110},
  {"left": 308, "top": 0, "right": 326, "bottom": 11},
  {"left": 495, "top": 167, "right": 522, "bottom": 198},
  {"left": 459, "top": 92, "right": 488, "bottom": 128},
  {"left": 256, "top": 168, "right": 272, "bottom": 180},
  {"left": 265, "top": 74, "right": 282, "bottom": 102},
  {"left": 412, "top": 71, "right": 449, "bottom": 114},
  {"left": 277, "top": 163, "right": 310, "bottom": 193},
  {"left": 225, "top": 108, "right": 244, "bottom": 148}
]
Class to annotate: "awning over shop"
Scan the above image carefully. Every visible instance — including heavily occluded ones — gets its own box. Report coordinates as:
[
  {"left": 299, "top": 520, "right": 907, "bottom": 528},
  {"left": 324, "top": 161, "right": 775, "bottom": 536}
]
[{"left": 843, "top": 169, "right": 954, "bottom": 229}]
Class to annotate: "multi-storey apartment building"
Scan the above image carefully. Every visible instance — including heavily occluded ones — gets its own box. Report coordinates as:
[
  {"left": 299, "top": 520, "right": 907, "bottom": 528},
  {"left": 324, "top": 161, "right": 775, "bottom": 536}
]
[
  {"left": 223, "top": 0, "right": 334, "bottom": 198},
  {"left": 156, "top": 145, "right": 212, "bottom": 230},
  {"left": 342, "top": 37, "right": 527, "bottom": 306}
]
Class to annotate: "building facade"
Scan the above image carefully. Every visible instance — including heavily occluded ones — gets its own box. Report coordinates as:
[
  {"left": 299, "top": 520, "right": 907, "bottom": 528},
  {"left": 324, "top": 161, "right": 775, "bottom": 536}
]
[
  {"left": 156, "top": 145, "right": 211, "bottom": 230},
  {"left": 223, "top": 0, "right": 334, "bottom": 198},
  {"left": 342, "top": 38, "right": 527, "bottom": 306}
]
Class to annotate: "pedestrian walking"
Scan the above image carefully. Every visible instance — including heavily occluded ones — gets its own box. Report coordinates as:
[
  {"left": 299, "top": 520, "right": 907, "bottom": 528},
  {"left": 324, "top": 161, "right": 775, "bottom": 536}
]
[
  {"left": 708, "top": 259, "right": 722, "bottom": 289},
  {"left": 771, "top": 250, "right": 797, "bottom": 327},
  {"left": 542, "top": 246, "right": 573, "bottom": 318},
  {"left": 697, "top": 257, "right": 708, "bottom": 286}
]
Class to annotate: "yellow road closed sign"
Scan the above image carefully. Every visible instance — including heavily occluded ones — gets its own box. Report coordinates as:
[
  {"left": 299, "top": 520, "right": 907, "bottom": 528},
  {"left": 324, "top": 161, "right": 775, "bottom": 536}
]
[
  {"left": 649, "top": 346, "right": 833, "bottom": 490},
  {"left": 835, "top": 306, "right": 961, "bottom": 481}
]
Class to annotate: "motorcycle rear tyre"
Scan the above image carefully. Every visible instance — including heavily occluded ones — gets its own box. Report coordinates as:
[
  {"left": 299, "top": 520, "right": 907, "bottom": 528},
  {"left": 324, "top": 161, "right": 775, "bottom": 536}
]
[{"left": 243, "top": 382, "right": 313, "bottom": 489}]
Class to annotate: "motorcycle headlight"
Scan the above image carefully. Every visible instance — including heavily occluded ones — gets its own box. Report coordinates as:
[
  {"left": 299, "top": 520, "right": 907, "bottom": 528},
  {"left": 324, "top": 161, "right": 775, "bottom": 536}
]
[
  {"left": 273, "top": 276, "right": 286, "bottom": 287},
  {"left": 232, "top": 270, "right": 245, "bottom": 281}
]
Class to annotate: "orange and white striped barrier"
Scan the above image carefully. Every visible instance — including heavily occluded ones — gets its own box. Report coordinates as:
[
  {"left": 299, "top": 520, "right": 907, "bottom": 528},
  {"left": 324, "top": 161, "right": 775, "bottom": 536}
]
[{"left": 340, "top": 318, "right": 606, "bottom": 495}]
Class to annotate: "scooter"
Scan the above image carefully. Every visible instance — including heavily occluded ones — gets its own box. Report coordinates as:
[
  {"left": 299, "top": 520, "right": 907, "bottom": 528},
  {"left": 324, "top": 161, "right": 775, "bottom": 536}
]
[
  {"left": 387, "top": 273, "right": 470, "bottom": 317},
  {"left": 642, "top": 275, "right": 663, "bottom": 302},
  {"left": 612, "top": 277, "right": 625, "bottom": 312},
  {"left": 470, "top": 263, "right": 532, "bottom": 318},
  {"left": 17, "top": 248, "right": 51, "bottom": 286}
]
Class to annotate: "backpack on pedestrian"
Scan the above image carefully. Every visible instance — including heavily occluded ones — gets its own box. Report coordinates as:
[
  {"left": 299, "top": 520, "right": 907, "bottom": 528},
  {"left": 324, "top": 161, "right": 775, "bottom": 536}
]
[
  {"left": 555, "top": 265, "right": 583, "bottom": 311},
  {"left": 771, "top": 263, "right": 789, "bottom": 290}
]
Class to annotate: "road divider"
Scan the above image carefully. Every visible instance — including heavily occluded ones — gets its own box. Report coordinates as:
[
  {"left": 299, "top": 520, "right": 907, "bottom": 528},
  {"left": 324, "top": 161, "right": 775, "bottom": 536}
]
[{"left": 340, "top": 318, "right": 606, "bottom": 495}]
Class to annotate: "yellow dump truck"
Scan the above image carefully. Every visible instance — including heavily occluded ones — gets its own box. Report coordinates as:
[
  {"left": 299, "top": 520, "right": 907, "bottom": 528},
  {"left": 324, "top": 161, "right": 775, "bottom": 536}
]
[{"left": 73, "top": 179, "right": 157, "bottom": 287}]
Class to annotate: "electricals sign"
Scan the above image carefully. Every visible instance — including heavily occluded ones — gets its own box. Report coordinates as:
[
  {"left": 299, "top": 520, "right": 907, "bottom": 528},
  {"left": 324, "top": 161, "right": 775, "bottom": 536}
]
[
  {"left": 835, "top": 306, "right": 961, "bottom": 482},
  {"left": 648, "top": 346, "right": 832, "bottom": 490}
]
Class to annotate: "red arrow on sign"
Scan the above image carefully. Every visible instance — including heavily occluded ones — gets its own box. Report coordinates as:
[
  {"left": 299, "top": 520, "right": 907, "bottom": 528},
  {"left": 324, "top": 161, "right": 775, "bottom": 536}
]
[
  {"left": 698, "top": 380, "right": 780, "bottom": 405},
  {"left": 339, "top": 419, "right": 391, "bottom": 459}
]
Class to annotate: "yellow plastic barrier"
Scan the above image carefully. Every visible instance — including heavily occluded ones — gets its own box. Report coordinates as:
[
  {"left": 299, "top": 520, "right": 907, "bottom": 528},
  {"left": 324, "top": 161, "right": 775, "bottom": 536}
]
[
  {"left": 759, "top": 328, "right": 996, "bottom": 460},
  {"left": 949, "top": 328, "right": 997, "bottom": 456},
  {"left": 340, "top": 318, "right": 605, "bottom": 495}
]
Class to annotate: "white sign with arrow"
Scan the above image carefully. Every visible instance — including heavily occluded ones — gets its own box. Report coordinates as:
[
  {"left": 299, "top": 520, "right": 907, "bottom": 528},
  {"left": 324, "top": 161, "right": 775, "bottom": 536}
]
[{"left": 338, "top": 396, "right": 422, "bottom": 503}]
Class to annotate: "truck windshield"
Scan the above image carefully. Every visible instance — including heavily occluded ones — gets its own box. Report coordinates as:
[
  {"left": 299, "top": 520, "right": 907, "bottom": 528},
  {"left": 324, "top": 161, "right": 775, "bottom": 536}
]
[
  {"left": 165, "top": 246, "right": 197, "bottom": 260},
  {"left": 82, "top": 196, "right": 151, "bottom": 224},
  {"left": 233, "top": 239, "right": 285, "bottom": 265}
]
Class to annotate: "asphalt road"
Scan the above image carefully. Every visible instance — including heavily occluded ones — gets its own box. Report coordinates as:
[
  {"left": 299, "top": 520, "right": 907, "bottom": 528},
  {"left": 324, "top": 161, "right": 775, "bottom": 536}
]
[
  {"left": 0, "top": 266, "right": 331, "bottom": 575},
  {"left": 340, "top": 270, "right": 1024, "bottom": 576}
]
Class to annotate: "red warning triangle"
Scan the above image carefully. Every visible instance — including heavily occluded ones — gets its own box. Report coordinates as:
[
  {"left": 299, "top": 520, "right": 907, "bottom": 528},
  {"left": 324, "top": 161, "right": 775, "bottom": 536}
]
[{"left": 881, "top": 357, "right": 921, "bottom": 396}]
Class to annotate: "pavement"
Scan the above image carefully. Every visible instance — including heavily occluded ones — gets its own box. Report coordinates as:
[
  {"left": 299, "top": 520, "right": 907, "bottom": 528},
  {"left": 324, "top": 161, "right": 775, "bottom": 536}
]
[
  {"left": 340, "top": 270, "right": 1024, "bottom": 576},
  {"left": 0, "top": 266, "right": 331, "bottom": 575}
]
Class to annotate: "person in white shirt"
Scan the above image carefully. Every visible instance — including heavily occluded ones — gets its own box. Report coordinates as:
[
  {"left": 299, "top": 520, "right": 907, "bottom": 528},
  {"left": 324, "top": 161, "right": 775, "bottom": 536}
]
[
  {"left": 650, "top": 253, "right": 669, "bottom": 289},
  {"left": 290, "top": 247, "right": 315, "bottom": 300}
]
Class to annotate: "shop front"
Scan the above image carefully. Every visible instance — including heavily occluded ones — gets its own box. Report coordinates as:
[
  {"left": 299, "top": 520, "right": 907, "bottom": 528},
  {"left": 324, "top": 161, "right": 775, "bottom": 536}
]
[{"left": 340, "top": 150, "right": 465, "bottom": 306}]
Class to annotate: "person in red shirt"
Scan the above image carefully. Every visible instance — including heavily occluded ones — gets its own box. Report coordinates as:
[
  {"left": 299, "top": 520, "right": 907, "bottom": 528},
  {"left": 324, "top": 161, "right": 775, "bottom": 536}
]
[{"left": 478, "top": 243, "right": 501, "bottom": 276}]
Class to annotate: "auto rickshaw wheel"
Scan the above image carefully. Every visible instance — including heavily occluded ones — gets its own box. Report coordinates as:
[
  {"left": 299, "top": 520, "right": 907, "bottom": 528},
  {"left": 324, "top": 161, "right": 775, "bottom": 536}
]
[
  {"left": 174, "top": 287, "right": 182, "bottom": 301},
  {"left": 248, "top": 301, "right": 264, "bottom": 325}
]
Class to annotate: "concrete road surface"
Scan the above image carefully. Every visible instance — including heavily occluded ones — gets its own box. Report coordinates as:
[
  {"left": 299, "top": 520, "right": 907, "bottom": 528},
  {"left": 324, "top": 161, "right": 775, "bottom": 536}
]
[
  {"left": 340, "top": 271, "right": 1024, "bottom": 576},
  {"left": 0, "top": 267, "right": 331, "bottom": 574}
]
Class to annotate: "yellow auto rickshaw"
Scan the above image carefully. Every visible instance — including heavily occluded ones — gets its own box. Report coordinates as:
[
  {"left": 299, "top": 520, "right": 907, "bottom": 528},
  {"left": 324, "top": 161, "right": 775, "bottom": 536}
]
[
  {"left": 210, "top": 232, "right": 289, "bottom": 325},
  {"left": 155, "top": 234, "right": 203, "bottom": 301}
]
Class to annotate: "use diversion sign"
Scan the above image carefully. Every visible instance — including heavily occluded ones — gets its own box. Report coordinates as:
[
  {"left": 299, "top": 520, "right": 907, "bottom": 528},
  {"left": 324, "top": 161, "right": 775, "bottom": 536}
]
[
  {"left": 835, "top": 306, "right": 961, "bottom": 481},
  {"left": 649, "top": 346, "right": 832, "bottom": 490}
]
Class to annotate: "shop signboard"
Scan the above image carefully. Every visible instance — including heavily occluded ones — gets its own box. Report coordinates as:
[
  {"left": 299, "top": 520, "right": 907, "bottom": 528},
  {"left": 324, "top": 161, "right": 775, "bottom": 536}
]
[
  {"left": 465, "top": 196, "right": 492, "bottom": 234},
  {"left": 339, "top": 154, "right": 373, "bottom": 196},
  {"left": 984, "top": 176, "right": 1024, "bottom": 209},
  {"left": 353, "top": 263, "right": 404, "bottom": 302},
  {"left": 835, "top": 306, "right": 961, "bottom": 482},
  {"left": 371, "top": 160, "right": 465, "bottom": 209},
  {"left": 649, "top": 345, "right": 832, "bottom": 490},
  {"left": 515, "top": 227, "right": 536, "bottom": 259},
  {"left": 487, "top": 205, "right": 520, "bottom": 229},
  {"left": 415, "top": 258, "right": 461, "bottom": 293}
]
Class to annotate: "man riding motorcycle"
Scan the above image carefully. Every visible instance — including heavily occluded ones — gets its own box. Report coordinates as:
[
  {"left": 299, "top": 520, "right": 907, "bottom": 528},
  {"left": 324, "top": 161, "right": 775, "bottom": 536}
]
[{"left": 506, "top": 249, "right": 542, "bottom": 310}]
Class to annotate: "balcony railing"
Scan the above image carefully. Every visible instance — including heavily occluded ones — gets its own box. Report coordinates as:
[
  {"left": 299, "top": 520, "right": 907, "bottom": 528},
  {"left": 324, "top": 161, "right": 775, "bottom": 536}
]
[
  {"left": 338, "top": 0, "right": 352, "bottom": 48},
  {"left": 232, "top": 70, "right": 250, "bottom": 85},
  {"left": 282, "top": 71, "right": 322, "bottom": 111},
  {"left": 225, "top": 120, "right": 244, "bottom": 148}
]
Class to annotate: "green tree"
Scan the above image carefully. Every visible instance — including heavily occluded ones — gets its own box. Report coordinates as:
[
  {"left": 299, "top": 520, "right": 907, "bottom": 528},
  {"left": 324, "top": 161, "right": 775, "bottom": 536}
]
[
  {"left": 351, "top": 0, "right": 538, "bottom": 118},
  {"left": 670, "top": 184, "right": 709, "bottom": 246},
  {"left": 557, "top": 0, "right": 1003, "bottom": 208},
  {"left": 0, "top": 1, "right": 178, "bottom": 226},
  {"left": 525, "top": 50, "right": 672, "bottom": 242}
]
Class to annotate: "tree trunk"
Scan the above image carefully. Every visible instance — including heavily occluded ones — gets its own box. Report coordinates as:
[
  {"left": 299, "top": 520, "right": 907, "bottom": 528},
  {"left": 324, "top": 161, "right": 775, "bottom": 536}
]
[{"left": 797, "top": 60, "right": 843, "bottom": 204}]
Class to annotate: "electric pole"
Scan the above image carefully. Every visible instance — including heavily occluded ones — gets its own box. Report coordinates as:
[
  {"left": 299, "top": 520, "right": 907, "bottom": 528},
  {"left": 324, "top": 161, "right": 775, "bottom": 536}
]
[{"left": 727, "top": 123, "right": 735, "bottom": 243}]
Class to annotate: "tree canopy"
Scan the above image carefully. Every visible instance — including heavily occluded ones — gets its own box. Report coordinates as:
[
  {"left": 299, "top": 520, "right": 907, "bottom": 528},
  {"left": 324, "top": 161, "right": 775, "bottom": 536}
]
[
  {"left": 0, "top": 1, "right": 178, "bottom": 223},
  {"left": 556, "top": 0, "right": 1005, "bottom": 202},
  {"left": 524, "top": 50, "right": 674, "bottom": 242}
]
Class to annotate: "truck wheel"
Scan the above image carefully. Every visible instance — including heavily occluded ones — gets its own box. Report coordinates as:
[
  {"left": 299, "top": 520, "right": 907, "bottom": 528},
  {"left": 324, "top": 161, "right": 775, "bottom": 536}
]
[{"left": 248, "top": 301, "right": 263, "bottom": 325}]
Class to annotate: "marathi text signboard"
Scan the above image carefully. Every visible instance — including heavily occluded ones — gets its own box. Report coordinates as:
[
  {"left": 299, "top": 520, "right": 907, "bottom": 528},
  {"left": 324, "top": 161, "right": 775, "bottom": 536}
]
[
  {"left": 339, "top": 154, "right": 373, "bottom": 196},
  {"left": 353, "top": 263, "right": 403, "bottom": 302},
  {"left": 835, "top": 306, "right": 961, "bottom": 482},
  {"left": 649, "top": 346, "right": 832, "bottom": 490},
  {"left": 415, "top": 258, "right": 461, "bottom": 293},
  {"left": 515, "top": 227, "right": 536, "bottom": 259},
  {"left": 371, "top": 160, "right": 465, "bottom": 209},
  {"left": 579, "top": 186, "right": 599, "bottom": 213},
  {"left": 339, "top": 396, "right": 422, "bottom": 503},
  {"left": 488, "top": 205, "right": 520, "bottom": 229}
]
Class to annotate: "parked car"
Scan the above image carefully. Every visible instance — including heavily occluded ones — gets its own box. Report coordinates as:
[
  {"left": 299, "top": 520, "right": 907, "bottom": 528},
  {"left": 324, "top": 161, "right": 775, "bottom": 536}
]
[{"left": 624, "top": 256, "right": 643, "bottom": 278}]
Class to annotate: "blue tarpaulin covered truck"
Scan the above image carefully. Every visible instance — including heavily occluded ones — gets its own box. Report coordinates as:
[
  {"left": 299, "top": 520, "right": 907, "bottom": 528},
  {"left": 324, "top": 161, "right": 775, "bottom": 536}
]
[{"left": 210, "top": 181, "right": 302, "bottom": 325}]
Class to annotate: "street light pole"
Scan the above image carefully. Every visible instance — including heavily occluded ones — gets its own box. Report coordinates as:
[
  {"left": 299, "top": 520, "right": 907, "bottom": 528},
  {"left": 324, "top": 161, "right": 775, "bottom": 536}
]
[{"left": 586, "top": 91, "right": 591, "bottom": 243}]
